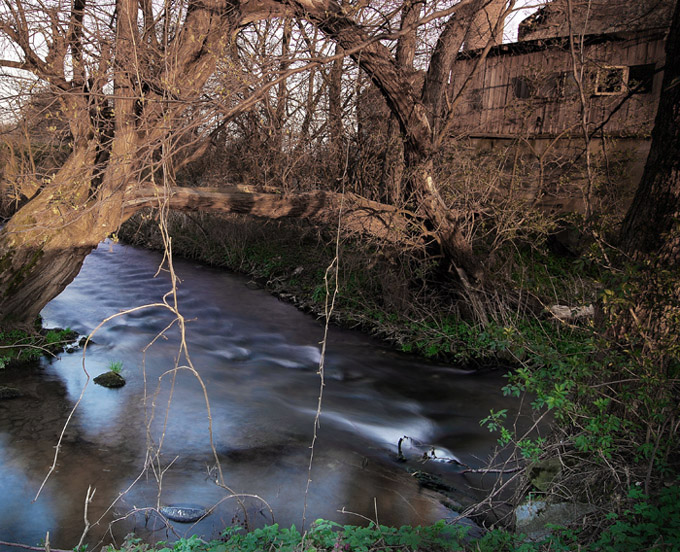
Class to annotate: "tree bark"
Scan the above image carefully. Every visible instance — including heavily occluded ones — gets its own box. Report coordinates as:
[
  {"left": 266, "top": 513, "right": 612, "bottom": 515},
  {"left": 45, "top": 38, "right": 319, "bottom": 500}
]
[
  {"left": 0, "top": 141, "right": 102, "bottom": 327},
  {"left": 619, "top": 0, "right": 680, "bottom": 268},
  {"left": 328, "top": 41, "right": 346, "bottom": 181},
  {"left": 125, "top": 186, "right": 408, "bottom": 239},
  {"left": 380, "top": 0, "right": 422, "bottom": 204}
]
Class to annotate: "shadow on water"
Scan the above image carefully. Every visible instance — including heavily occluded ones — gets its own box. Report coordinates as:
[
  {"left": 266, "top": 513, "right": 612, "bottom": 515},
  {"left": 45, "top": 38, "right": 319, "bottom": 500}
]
[{"left": 0, "top": 241, "right": 519, "bottom": 550}]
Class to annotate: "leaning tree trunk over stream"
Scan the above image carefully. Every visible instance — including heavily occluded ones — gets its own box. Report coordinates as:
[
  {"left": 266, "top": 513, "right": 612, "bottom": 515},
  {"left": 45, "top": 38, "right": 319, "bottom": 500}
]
[
  {"left": 125, "top": 186, "right": 408, "bottom": 239},
  {"left": 0, "top": 0, "right": 248, "bottom": 329}
]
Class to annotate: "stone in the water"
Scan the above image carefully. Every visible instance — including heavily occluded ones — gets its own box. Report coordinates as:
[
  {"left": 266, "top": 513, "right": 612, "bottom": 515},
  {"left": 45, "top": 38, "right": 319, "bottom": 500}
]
[
  {"left": 93, "top": 371, "right": 126, "bottom": 388},
  {"left": 78, "top": 336, "right": 94, "bottom": 348},
  {"left": 516, "top": 498, "right": 595, "bottom": 541},
  {"left": 160, "top": 505, "right": 207, "bottom": 523},
  {"left": 0, "top": 386, "right": 23, "bottom": 400}
]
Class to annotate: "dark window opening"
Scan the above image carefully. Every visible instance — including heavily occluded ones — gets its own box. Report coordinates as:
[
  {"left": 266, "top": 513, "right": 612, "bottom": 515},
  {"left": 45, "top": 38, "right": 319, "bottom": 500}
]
[
  {"left": 595, "top": 66, "right": 627, "bottom": 95},
  {"left": 536, "top": 72, "right": 578, "bottom": 99},
  {"left": 628, "top": 64, "right": 655, "bottom": 94},
  {"left": 512, "top": 76, "right": 532, "bottom": 99},
  {"left": 469, "top": 88, "right": 484, "bottom": 111}
]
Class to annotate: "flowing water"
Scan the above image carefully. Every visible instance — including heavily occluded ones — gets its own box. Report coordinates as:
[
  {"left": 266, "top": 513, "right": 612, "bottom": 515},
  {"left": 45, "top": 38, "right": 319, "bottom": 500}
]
[{"left": 0, "top": 241, "right": 517, "bottom": 550}]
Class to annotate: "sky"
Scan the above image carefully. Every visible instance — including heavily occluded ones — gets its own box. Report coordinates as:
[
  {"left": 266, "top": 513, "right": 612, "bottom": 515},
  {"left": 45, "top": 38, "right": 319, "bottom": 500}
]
[{"left": 504, "top": 1, "right": 542, "bottom": 42}]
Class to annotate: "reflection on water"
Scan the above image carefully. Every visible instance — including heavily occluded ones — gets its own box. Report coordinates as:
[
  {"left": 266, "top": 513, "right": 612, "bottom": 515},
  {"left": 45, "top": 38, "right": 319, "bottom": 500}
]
[{"left": 0, "top": 241, "right": 515, "bottom": 550}]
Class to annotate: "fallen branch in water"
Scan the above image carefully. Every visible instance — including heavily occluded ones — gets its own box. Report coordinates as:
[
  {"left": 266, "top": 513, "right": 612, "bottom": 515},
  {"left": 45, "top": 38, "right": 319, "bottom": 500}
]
[
  {"left": 0, "top": 538, "right": 70, "bottom": 552},
  {"left": 460, "top": 466, "right": 523, "bottom": 474}
]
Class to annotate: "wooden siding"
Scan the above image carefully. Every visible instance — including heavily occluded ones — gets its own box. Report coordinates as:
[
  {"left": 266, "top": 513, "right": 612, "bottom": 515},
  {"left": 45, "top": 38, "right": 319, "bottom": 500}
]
[{"left": 447, "top": 34, "right": 665, "bottom": 139}]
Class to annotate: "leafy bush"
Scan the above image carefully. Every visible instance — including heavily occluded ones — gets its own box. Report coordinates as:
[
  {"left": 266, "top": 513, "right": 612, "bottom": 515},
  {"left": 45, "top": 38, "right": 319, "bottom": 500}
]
[
  {"left": 0, "top": 326, "right": 77, "bottom": 366},
  {"left": 594, "top": 484, "right": 680, "bottom": 552}
]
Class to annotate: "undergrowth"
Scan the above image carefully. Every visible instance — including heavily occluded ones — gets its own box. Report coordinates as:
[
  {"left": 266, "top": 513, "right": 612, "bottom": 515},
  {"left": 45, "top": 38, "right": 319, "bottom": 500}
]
[
  {"left": 0, "top": 324, "right": 78, "bottom": 368},
  {"left": 106, "top": 485, "right": 680, "bottom": 552},
  {"left": 477, "top": 245, "right": 679, "bottom": 548}
]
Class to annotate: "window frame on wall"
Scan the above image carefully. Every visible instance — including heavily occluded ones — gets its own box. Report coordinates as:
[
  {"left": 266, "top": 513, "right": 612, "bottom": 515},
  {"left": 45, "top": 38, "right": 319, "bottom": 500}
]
[{"left": 594, "top": 65, "right": 629, "bottom": 96}]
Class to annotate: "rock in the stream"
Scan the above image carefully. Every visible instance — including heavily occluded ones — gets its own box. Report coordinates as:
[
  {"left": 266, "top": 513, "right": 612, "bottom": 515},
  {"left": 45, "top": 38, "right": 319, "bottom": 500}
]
[
  {"left": 78, "top": 336, "right": 94, "bottom": 348},
  {"left": 0, "top": 386, "right": 23, "bottom": 400},
  {"left": 160, "top": 505, "right": 208, "bottom": 523},
  {"left": 93, "top": 371, "right": 126, "bottom": 388},
  {"left": 397, "top": 436, "right": 465, "bottom": 465},
  {"left": 515, "top": 498, "right": 595, "bottom": 541}
]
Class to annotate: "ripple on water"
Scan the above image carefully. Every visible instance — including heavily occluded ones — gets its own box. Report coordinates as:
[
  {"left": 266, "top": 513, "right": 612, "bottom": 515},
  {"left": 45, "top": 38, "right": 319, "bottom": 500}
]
[
  {"left": 255, "top": 344, "right": 321, "bottom": 370},
  {"left": 211, "top": 347, "right": 251, "bottom": 362}
]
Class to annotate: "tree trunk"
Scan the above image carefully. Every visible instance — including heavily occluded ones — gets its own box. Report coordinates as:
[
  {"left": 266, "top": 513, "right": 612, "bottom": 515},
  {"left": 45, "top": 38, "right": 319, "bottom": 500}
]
[
  {"left": 328, "top": 42, "right": 346, "bottom": 182},
  {"left": 126, "top": 186, "right": 408, "bottom": 239},
  {"left": 380, "top": 0, "right": 422, "bottom": 204},
  {"left": 0, "top": 144, "right": 116, "bottom": 327},
  {"left": 613, "top": 2, "right": 680, "bottom": 348},
  {"left": 619, "top": 0, "right": 680, "bottom": 268}
]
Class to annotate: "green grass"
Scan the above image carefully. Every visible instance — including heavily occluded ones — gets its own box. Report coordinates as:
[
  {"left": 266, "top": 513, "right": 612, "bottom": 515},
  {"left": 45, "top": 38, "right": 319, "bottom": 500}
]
[
  {"left": 0, "top": 325, "right": 78, "bottom": 367},
  {"left": 108, "top": 360, "right": 123, "bottom": 374}
]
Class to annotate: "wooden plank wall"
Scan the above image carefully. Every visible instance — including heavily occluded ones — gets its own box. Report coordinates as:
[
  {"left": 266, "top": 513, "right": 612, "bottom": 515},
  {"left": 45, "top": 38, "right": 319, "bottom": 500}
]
[{"left": 448, "top": 35, "right": 665, "bottom": 139}]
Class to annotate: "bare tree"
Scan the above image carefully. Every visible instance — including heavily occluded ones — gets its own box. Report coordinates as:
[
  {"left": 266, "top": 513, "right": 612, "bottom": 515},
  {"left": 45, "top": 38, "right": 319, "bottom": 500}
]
[
  {"left": 0, "top": 0, "right": 282, "bottom": 326},
  {"left": 0, "top": 0, "right": 514, "bottom": 328}
]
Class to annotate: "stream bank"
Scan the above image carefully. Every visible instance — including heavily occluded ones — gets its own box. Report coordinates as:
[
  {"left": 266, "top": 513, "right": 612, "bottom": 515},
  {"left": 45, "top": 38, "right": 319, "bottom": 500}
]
[{"left": 119, "top": 211, "right": 522, "bottom": 368}]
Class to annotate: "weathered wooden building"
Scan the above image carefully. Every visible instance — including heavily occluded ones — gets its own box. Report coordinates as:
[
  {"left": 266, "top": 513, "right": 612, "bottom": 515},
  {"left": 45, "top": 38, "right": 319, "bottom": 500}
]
[
  {"left": 354, "top": 0, "right": 674, "bottom": 211},
  {"left": 436, "top": 0, "right": 675, "bottom": 210},
  {"left": 449, "top": 0, "right": 672, "bottom": 140},
  {"left": 450, "top": 33, "right": 665, "bottom": 140}
]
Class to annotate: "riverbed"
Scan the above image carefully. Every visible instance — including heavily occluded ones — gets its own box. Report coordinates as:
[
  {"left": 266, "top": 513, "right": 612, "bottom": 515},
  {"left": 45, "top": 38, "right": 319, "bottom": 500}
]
[{"left": 0, "top": 241, "right": 517, "bottom": 550}]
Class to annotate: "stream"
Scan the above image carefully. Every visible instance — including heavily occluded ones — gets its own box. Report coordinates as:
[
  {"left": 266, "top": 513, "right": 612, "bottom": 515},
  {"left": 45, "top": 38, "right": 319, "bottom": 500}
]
[{"left": 0, "top": 241, "right": 517, "bottom": 549}]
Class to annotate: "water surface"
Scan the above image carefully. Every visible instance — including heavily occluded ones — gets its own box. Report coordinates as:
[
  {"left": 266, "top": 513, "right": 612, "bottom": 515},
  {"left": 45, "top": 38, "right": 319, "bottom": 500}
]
[{"left": 0, "top": 241, "right": 515, "bottom": 549}]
